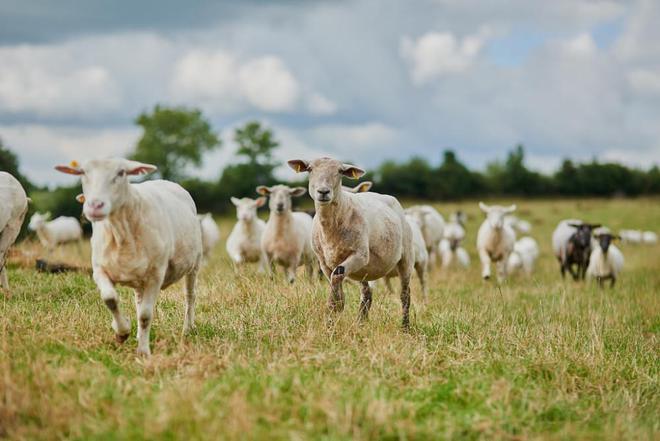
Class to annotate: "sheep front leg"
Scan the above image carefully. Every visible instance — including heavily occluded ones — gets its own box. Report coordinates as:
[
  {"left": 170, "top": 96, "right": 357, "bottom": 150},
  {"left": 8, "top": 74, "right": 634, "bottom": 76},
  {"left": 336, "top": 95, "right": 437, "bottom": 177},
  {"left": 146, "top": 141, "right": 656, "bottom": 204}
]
[
  {"left": 329, "top": 251, "right": 368, "bottom": 313},
  {"left": 496, "top": 258, "right": 507, "bottom": 281},
  {"left": 135, "top": 283, "right": 160, "bottom": 357},
  {"left": 479, "top": 249, "right": 492, "bottom": 280},
  {"left": 93, "top": 269, "right": 131, "bottom": 343},
  {"left": 359, "top": 282, "right": 372, "bottom": 321}
]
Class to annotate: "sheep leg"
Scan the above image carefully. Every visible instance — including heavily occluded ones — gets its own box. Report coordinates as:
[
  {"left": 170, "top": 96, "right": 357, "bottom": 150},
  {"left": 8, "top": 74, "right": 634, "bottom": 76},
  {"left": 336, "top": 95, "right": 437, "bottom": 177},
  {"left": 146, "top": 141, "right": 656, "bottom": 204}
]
[
  {"left": 257, "top": 251, "right": 269, "bottom": 273},
  {"left": 93, "top": 269, "right": 131, "bottom": 343},
  {"left": 329, "top": 266, "right": 345, "bottom": 312},
  {"left": 183, "top": 268, "right": 198, "bottom": 334},
  {"left": 358, "top": 281, "right": 372, "bottom": 321},
  {"left": 567, "top": 263, "right": 579, "bottom": 281},
  {"left": 286, "top": 264, "right": 297, "bottom": 284},
  {"left": 0, "top": 267, "right": 8, "bottom": 293},
  {"left": 496, "top": 259, "right": 507, "bottom": 281},
  {"left": 135, "top": 283, "right": 160, "bottom": 357},
  {"left": 398, "top": 269, "right": 412, "bottom": 330},
  {"left": 0, "top": 208, "right": 26, "bottom": 291},
  {"left": 479, "top": 249, "right": 492, "bottom": 280},
  {"left": 610, "top": 276, "right": 616, "bottom": 288},
  {"left": 415, "top": 262, "right": 427, "bottom": 302},
  {"left": 384, "top": 276, "right": 394, "bottom": 294}
]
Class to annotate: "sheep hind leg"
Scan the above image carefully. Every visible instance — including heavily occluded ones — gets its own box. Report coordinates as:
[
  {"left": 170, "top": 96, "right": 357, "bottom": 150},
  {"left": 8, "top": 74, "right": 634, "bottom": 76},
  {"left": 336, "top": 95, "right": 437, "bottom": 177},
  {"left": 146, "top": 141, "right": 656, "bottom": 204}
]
[
  {"left": 358, "top": 282, "right": 372, "bottom": 321},
  {"left": 0, "top": 207, "right": 27, "bottom": 292},
  {"left": 183, "top": 268, "right": 198, "bottom": 334},
  {"left": 415, "top": 262, "right": 427, "bottom": 302}
]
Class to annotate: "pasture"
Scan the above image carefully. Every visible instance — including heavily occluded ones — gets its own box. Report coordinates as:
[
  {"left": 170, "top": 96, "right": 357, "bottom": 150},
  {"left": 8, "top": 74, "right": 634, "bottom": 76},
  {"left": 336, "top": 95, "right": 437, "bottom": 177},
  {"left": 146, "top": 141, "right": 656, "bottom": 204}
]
[{"left": 2, "top": 198, "right": 659, "bottom": 440}]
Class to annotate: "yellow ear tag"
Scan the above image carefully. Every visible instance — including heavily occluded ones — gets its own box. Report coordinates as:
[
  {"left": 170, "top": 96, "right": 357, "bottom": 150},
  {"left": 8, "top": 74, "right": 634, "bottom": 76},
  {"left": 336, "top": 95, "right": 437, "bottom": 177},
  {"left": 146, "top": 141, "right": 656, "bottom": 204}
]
[
  {"left": 70, "top": 160, "right": 79, "bottom": 168},
  {"left": 296, "top": 164, "right": 303, "bottom": 172},
  {"left": 352, "top": 169, "right": 359, "bottom": 179}
]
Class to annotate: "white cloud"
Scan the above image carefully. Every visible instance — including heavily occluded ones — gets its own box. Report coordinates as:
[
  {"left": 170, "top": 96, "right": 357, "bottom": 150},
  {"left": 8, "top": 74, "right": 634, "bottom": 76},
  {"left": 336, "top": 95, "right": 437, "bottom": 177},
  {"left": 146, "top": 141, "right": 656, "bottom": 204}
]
[
  {"left": 628, "top": 69, "right": 660, "bottom": 95},
  {"left": 305, "top": 92, "right": 338, "bottom": 116},
  {"left": 400, "top": 30, "right": 488, "bottom": 84},
  {"left": 1, "top": 124, "right": 139, "bottom": 186},
  {"left": 170, "top": 50, "right": 306, "bottom": 113},
  {"left": 562, "top": 32, "right": 597, "bottom": 55},
  {"left": 308, "top": 122, "right": 400, "bottom": 159},
  {"left": 0, "top": 45, "right": 122, "bottom": 118}
]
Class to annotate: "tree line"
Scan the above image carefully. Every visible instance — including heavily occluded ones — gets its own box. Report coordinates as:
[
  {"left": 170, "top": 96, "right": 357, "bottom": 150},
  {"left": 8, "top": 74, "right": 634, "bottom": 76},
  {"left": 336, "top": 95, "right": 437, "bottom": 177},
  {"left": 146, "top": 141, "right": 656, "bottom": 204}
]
[{"left": 2, "top": 105, "right": 659, "bottom": 228}]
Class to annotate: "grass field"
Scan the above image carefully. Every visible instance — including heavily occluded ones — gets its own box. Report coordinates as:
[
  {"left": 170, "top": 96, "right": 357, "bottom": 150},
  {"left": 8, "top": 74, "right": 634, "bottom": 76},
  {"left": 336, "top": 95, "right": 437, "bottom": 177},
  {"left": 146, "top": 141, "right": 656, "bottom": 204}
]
[{"left": 2, "top": 198, "right": 659, "bottom": 440}]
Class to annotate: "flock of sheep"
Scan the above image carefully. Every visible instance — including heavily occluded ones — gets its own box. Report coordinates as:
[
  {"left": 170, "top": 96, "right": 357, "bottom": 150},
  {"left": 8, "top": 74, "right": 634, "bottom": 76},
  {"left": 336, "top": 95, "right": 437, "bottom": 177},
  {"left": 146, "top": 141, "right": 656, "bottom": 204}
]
[{"left": 0, "top": 157, "right": 656, "bottom": 356}]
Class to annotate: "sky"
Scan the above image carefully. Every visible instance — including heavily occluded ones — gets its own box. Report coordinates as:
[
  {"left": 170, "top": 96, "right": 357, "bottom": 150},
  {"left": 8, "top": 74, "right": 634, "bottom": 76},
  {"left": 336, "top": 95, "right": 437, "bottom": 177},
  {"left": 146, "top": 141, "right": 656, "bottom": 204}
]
[{"left": 1, "top": 0, "right": 659, "bottom": 186}]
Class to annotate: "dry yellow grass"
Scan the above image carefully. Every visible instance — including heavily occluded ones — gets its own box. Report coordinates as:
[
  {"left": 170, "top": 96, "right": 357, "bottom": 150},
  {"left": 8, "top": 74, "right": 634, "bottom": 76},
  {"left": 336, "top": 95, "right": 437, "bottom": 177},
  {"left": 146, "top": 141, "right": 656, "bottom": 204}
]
[{"left": 2, "top": 198, "right": 659, "bottom": 440}]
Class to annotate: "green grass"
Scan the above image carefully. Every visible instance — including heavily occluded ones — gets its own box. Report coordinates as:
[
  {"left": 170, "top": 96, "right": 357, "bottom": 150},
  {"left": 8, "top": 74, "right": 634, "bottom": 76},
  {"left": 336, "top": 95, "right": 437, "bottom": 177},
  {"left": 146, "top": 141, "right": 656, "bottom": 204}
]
[{"left": 2, "top": 198, "right": 659, "bottom": 440}]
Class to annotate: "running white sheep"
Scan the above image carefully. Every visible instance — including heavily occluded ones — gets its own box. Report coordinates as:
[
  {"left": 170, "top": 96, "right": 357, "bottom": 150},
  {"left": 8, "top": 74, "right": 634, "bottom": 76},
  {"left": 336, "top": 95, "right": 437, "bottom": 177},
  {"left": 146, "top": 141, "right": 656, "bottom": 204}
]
[
  {"left": 0, "top": 172, "right": 29, "bottom": 292},
  {"left": 257, "top": 185, "right": 316, "bottom": 283},
  {"left": 55, "top": 158, "right": 203, "bottom": 357},
  {"left": 28, "top": 212, "right": 82, "bottom": 252},
  {"left": 507, "top": 236, "right": 539, "bottom": 276},
  {"left": 476, "top": 202, "right": 517, "bottom": 280},
  {"left": 288, "top": 157, "right": 415, "bottom": 327},
  {"left": 226, "top": 196, "right": 268, "bottom": 269}
]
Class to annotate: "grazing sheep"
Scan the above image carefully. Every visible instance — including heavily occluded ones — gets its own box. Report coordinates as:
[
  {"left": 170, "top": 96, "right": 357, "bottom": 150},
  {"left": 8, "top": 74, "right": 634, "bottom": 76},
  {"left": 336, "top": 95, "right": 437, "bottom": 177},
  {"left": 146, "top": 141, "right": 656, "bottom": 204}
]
[
  {"left": 226, "top": 196, "right": 267, "bottom": 269},
  {"left": 507, "top": 236, "right": 540, "bottom": 276},
  {"left": 28, "top": 212, "right": 83, "bottom": 251},
  {"left": 404, "top": 205, "right": 445, "bottom": 267},
  {"left": 552, "top": 219, "right": 600, "bottom": 280},
  {"left": 257, "top": 185, "right": 316, "bottom": 283},
  {"left": 642, "top": 231, "right": 658, "bottom": 244},
  {"left": 440, "top": 214, "right": 470, "bottom": 268},
  {"left": 55, "top": 158, "right": 203, "bottom": 357},
  {"left": 288, "top": 157, "right": 414, "bottom": 327},
  {"left": 587, "top": 230, "right": 624, "bottom": 287},
  {"left": 619, "top": 229, "right": 643, "bottom": 244},
  {"left": 0, "top": 172, "right": 29, "bottom": 291},
  {"left": 476, "top": 202, "right": 517, "bottom": 280},
  {"left": 198, "top": 213, "right": 221, "bottom": 259}
]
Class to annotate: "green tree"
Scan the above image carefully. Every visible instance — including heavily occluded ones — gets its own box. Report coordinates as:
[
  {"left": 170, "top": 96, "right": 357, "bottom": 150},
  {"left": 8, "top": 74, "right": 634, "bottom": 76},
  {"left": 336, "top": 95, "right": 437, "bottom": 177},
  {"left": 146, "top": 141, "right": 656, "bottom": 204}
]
[
  {"left": 429, "top": 150, "right": 483, "bottom": 199},
  {"left": 0, "top": 138, "right": 33, "bottom": 191},
  {"left": 131, "top": 105, "right": 220, "bottom": 181}
]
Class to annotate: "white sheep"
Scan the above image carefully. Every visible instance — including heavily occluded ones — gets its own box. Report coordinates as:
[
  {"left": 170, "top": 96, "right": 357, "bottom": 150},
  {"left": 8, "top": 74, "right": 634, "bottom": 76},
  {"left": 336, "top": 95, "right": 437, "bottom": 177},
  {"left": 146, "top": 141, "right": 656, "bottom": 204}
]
[
  {"left": 0, "top": 172, "right": 29, "bottom": 291},
  {"left": 226, "top": 196, "right": 268, "bottom": 269},
  {"left": 198, "top": 213, "right": 220, "bottom": 259},
  {"left": 28, "top": 212, "right": 83, "bottom": 251},
  {"left": 440, "top": 216, "right": 470, "bottom": 268},
  {"left": 288, "top": 157, "right": 414, "bottom": 327},
  {"left": 619, "top": 229, "right": 642, "bottom": 244},
  {"left": 504, "top": 215, "right": 532, "bottom": 234},
  {"left": 587, "top": 230, "right": 624, "bottom": 287},
  {"left": 56, "top": 158, "right": 203, "bottom": 357},
  {"left": 476, "top": 202, "right": 517, "bottom": 280},
  {"left": 642, "top": 231, "right": 658, "bottom": 244},
  {"left": 404, "top": 205, "right": 445, "bottom": 267},
  {"left": 257, "top": 185, "right": 316, "bottom": 283},
  {"left": 507, "top": 236, "right": 539, "bottom": 276}
]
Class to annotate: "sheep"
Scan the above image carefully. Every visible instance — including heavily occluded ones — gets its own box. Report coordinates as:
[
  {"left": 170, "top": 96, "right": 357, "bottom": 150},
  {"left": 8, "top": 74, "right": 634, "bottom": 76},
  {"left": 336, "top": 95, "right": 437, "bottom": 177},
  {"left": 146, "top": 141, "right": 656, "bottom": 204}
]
[
  {"left": 256, "top": 185, "right": 316, "bottom": 283},
  {"left": 552, "top": 219, "right": 600, "bottom": 280},
  {"left": 642, "top": 231, "right": 658, "bottom": 244},
  {"left": 28, "top": 212, "right": 83, "bottom": 252},
  {"left": 504, "top": 215, "right": 532, "bottom": 234},
  {"left": 404, "top": 205, "right": 445, "bottom": 267},
  {"left": 198, "top": 213, "right": 220, "bottom": 259},
  {"left": 587, "top": 230, "right": 624, "bottom": 287},
  {"left": 619, "top": 229, "right": 642, "bottom": 244},
  {"left": 55, "top": 158, "right": 203, "bottom": 357},
  {"left": 0, "top": 172, "right": 29, "bottom": 292},
  {"left": 377, "top": 215, "right": 428, "bottom": 299},
  {"left": 476, "top": 202, "right": 517, "bottom": 280},
  {"left": 440, "top": 213, "right": 470, "bottom": 268},
  {"left": 226, "top": 196, "right": 268, "bottom": 269},
  {"left": 507, "top": 236, "right": 540, "bottom": 276},
  {"left": 288, "top": 157, "right": 414, "bottom": 327}
]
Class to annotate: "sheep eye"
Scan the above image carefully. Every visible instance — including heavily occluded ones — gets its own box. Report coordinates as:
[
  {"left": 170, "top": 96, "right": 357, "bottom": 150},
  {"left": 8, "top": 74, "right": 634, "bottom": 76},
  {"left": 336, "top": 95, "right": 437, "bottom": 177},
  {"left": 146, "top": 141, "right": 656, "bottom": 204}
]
[{"left": 117, "top": 170, "right": 126, "bottom": 177}]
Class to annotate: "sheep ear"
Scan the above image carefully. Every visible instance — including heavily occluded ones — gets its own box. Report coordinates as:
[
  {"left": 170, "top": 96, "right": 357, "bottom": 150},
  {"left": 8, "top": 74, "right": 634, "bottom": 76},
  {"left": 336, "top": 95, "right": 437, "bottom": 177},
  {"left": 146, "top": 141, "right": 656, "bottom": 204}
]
[
  {"left": 255, "top": 196, "right": 267, "bottom": 208},
  {"left": 289, "top": 187, "right": 307, "bottom": 197},
  {"left": 478, "top": 202, "right": 490, "bottom": 213},
  {"left": 55, "top": 161, "right": 83, "bottom": 175},
  {"left": 589, "top": 223, "right": 602, "bottom": 229},
  {"left": 287, "top": 159, "right": 310, "bottom": 173},
  {"left": 256, "top": 186, "right": 272, "bottom": 196},
  {"left": 230, "top": 197, "right": 241, "bottom": 206},
  {"left": 76, "top": 193, "right": 86, "bottom": 204},
  {"left": 340, "top": 164, "right": 365, "bottom": 180},
  {"left": 125, "top": 160, "right": 157, "bottom": 176},
  {"left": 506, "top": 204, "right": 517, "bottom": 214},
  {"left": 355, "top": 181, "right": 372, "bottom": 192},
  {"left": 567, "top": 223, "right": 582, "bottom": 228}
]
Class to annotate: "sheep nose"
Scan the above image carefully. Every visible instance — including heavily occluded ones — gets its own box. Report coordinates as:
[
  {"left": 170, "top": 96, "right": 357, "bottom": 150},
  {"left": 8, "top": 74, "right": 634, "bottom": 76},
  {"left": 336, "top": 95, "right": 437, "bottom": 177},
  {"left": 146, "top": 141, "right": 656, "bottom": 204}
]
[
  {"left": 276, "top": 203, "right": 284, "bottom": 211},
  {"left": 89, "top": 199, "right": 105, "bottom": 210},
  {"left": 317, "top": 189, "right": 330, "bottom": 197}
]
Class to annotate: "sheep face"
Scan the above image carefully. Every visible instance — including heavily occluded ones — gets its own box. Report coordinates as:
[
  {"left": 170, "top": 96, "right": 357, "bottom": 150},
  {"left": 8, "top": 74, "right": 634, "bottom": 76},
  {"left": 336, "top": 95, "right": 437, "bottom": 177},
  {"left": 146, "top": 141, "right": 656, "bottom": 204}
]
[
  {"left": 55, "top": 159, "right": 157, "bottom": 222},
  {"left": 28, "top": 212, "right": 51, "bottom": 231},
  {"left": 231, "top": 196, "right": 266, "bottom": 222},
  {"left": 256, "top": 185, "right": 306, "bottom": 215},
  {"left": 479, "top": 202, "right": 516, "bottom": 230},
  {"left": 568, "top": 223, "right": 601, "bottom": 249},
  {"left": 287, "top": 158, "right": 365, "bottom": 205},
  {"left": 595, "top": 232, "right": 619, "bottom": 254}
]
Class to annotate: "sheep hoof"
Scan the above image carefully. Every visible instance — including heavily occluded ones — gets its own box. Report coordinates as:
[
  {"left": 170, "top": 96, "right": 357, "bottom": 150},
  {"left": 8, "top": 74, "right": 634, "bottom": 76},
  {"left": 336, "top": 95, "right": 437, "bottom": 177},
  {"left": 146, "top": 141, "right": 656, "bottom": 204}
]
[
  {"left": 483, "top": 275, "right": 490, "bottom": 280},
  {"left": 115, "top": 332, "right": 130, "bottom": 344}
]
